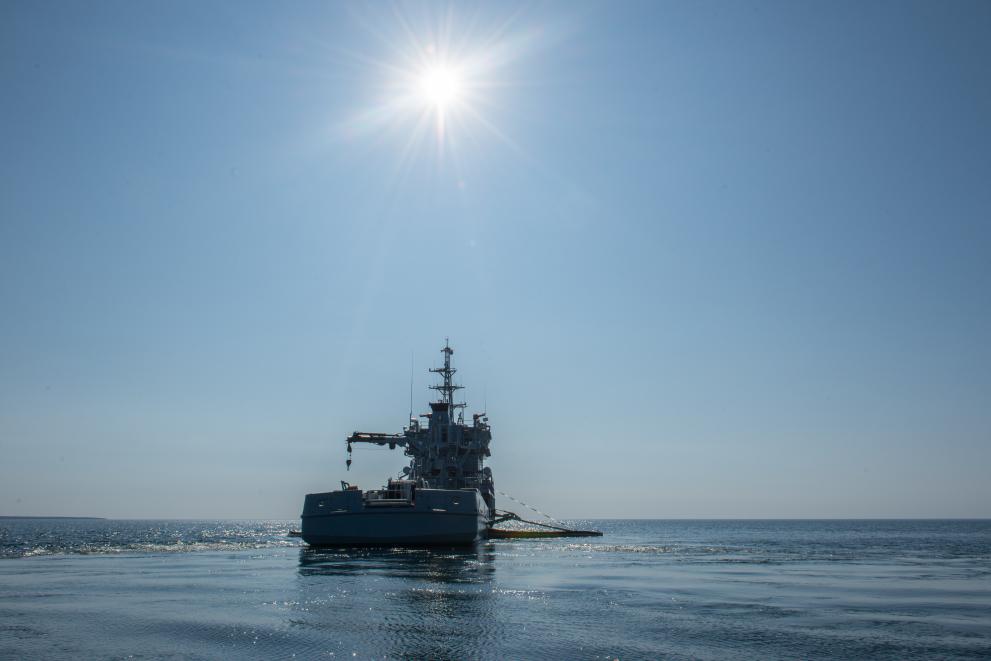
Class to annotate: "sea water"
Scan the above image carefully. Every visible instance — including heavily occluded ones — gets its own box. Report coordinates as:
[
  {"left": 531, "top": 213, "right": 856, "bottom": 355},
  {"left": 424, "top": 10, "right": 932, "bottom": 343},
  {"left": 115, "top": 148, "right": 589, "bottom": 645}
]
[{"left": 1, "top": 518, "right": 989, "bottom": 659}]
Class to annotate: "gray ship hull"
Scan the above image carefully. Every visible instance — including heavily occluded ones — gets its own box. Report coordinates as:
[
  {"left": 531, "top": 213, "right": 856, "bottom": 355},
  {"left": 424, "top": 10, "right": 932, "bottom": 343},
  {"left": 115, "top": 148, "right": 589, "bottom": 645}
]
[{"left": 301, "top": 487, "right": 489, "bottom": 546}]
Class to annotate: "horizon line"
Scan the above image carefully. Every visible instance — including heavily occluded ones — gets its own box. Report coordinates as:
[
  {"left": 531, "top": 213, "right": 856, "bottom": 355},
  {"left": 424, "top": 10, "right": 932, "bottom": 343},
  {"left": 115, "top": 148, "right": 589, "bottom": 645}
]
[{"left": 3, "top": 515, "right": 990, "bottom": 521}]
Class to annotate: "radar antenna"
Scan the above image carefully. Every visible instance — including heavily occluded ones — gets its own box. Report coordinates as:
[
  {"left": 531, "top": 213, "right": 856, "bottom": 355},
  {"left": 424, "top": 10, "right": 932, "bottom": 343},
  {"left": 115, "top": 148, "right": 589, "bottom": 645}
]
[{"left": 429, "top": 338, "right": 465, "bottom": 416}]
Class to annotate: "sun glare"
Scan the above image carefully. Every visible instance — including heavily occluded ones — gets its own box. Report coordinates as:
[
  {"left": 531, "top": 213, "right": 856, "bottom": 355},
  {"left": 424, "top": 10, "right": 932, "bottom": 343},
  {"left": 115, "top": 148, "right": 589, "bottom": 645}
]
[
  {"left": 418, "top": 66, "right": 461, "bottom": 110},
  {"left": 338, "top": 9, "right": 540, "bottom": 157}
]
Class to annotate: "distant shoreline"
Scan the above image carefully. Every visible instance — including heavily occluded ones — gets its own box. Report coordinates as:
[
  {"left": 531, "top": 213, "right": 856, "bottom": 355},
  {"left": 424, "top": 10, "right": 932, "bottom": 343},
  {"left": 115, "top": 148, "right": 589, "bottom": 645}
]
[{"left": 0, "top": 516, "right": 106, "bottom": 520}]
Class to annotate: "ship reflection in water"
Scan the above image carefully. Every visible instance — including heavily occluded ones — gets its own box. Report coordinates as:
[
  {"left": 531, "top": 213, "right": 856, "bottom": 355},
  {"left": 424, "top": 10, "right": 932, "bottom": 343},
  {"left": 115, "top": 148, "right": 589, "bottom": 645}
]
[
  {"left": 296, "top": 545, "right": 498, "bottom": 659},
  {"left": 297, "top": 544, "right": 496, "bottom": 583}
]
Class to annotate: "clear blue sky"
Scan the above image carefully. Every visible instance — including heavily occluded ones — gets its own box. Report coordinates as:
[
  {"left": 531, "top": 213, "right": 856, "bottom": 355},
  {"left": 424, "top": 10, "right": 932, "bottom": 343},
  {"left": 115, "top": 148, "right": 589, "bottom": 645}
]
[{"left": 2, "top": 0, "right": 989, "bottom": 518}]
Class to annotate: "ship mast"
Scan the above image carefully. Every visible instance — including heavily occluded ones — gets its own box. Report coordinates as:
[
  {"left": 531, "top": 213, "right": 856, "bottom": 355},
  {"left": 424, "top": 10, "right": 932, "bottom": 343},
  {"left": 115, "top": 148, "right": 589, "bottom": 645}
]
[{"left": 429, "top": 338, "right": 465, "bottom": 420}]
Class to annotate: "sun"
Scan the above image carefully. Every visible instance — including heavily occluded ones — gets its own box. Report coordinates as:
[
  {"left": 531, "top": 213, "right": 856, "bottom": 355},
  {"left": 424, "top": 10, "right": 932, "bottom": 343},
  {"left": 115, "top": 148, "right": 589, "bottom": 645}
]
[
  {"left": 336, "top": 7, "right": 543, "bottom": 156},
  {"left": 417, "top": 65, "right": 462, "bottom": 111}
]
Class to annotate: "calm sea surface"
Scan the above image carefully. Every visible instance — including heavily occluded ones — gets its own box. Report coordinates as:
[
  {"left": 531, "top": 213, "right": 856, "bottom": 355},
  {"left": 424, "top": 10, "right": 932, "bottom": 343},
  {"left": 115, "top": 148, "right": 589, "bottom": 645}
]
[{"left": 1, "top": 518, "right": 989, "bottom": 659}]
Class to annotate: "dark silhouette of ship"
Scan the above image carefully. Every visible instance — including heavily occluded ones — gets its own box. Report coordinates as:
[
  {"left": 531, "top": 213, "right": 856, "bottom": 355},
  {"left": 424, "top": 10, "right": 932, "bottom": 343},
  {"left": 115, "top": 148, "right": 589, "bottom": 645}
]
[{"left": 301, "top": 341, "right": 494, "bottom": 545}]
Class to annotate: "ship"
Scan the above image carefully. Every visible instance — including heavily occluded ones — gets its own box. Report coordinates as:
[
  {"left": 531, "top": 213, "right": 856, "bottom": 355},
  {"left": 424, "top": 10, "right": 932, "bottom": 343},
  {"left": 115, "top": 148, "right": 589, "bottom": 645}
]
[{"left": 301, "top": 341, "right": 495, "bottom": 545}]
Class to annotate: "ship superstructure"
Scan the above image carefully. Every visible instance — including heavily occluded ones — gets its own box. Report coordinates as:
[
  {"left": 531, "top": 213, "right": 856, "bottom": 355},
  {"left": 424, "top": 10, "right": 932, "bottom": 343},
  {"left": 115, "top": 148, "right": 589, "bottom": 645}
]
[
  {"left": 301, "top": 341, "right": 494, "bottom": 545},
  {"left": 346, "top": 341, "right": 495, "bottom": 513}
]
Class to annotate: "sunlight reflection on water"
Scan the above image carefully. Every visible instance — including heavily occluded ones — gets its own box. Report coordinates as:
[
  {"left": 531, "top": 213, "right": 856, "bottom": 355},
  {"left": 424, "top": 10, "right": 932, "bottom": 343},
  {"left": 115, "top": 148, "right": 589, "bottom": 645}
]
[{"left": 0, "top": 519, "right": 989, "bottom": 659}]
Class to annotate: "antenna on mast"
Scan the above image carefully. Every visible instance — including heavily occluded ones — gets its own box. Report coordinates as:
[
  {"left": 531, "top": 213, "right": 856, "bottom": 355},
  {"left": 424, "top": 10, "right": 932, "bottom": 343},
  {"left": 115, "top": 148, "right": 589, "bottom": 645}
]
[
  {"left": 429, "top": 338, "right": 465, "bottom": 414},
  {"left": 409, "top": 351, "right": 414, "bottom": 423}
]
